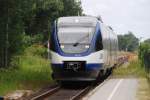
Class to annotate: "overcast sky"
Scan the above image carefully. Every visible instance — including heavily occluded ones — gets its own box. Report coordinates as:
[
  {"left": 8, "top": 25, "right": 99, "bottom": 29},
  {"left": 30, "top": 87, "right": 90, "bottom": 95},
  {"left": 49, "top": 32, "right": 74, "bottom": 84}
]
[{"left": 81, "top": 0, "right": 150, "bottom": 40}]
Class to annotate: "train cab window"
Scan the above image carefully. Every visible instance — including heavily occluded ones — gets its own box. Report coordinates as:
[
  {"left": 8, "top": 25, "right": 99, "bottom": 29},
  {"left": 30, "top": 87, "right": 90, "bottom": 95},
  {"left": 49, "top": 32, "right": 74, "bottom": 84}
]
[{"left": 95, "top": 29, "right": 103, "bottom": 51}]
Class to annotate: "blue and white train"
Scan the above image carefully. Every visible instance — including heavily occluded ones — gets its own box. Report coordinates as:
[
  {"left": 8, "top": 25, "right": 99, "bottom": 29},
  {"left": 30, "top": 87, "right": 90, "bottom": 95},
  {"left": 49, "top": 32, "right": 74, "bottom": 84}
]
[{"left": 50, "top": 16, "right": 118, "bottom": 82}]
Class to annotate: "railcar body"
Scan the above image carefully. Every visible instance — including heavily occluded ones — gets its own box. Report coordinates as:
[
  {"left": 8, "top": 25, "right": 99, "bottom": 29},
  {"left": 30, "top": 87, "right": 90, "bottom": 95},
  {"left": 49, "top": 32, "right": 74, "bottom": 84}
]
[{"left": 50, "top": 16, "right": 118, "bottom": 81}]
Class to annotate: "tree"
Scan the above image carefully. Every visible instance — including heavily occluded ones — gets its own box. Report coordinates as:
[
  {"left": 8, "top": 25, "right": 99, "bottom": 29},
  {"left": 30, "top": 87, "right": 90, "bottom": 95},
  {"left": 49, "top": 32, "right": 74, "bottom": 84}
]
[
  {"left": 0, "top": 0, "right": 83, "bottom": 68},
  {"left": 24, "top": 0, "right": 64, "bottom": 36},
  {"left": 144, "top": 39, "right": 150, "bottom": 44},
  {"left": 60, "top": 0, "right": 82, "bottom": 16},
  {"left": 24, "top": 0, "right": 82, "bottom": 40},
  {"left": 118, "top": 32, "right": 139, "bottom": 52},
  {"left": 0, "top": 0, "right": 25, "bottom": 67}
]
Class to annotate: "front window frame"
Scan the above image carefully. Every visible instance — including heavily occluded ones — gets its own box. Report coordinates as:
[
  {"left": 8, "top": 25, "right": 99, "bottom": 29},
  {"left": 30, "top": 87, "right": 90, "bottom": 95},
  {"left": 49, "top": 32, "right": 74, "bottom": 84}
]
[{"left": 56, "top": 22, "right": 96, "bottom": 54}]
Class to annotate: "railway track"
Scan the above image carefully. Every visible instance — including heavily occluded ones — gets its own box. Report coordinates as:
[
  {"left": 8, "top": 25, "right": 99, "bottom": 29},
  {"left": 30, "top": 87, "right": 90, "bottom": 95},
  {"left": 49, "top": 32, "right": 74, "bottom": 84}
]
[
  {"left": 30, "top": 86, "right": 61, "bottom": 100},
  {"left": 25, "top": 69, "right": 114, "bottom": 100},
  {"left": 24, "top": 58, "right": 127, "bottom": 100},
  {"left": 26, "top": 78, "right": 110, "bottom": 100},
  {"left": 28, "top": 84, "right": 92, "bottom": 100}
]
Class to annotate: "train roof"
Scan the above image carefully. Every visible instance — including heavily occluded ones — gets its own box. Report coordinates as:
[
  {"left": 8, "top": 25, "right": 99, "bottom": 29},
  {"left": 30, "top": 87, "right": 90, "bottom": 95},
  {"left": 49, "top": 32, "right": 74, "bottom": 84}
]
[
  {"left": 57, "top": 16, "right": 115, "bottom": 33},
  {"left": 57, "top": 16, "right": 98, "bottom": 27}
]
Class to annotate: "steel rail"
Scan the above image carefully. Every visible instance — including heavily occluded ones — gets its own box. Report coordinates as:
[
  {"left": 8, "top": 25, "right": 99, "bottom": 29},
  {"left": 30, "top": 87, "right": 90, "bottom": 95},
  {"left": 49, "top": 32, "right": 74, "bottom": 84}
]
[
  {"left": 70, "top": 86, "right": 92, "bottom": 100},
  {"left": 30, "top": 86, "right": 61, "bottom": 100}
]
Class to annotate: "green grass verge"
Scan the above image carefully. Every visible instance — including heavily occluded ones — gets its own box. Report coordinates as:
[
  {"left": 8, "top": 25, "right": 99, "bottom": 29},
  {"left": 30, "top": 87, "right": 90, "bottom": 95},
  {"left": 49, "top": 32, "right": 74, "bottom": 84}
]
[
  {"left": 137, "top": 78, "right": 150, "bottom": 100},
  {"left": 0, "top": 45, "right": 53, "bottom": 96},
  {"left": 113, "top": 60, "right": 147, "bottom": 78}
]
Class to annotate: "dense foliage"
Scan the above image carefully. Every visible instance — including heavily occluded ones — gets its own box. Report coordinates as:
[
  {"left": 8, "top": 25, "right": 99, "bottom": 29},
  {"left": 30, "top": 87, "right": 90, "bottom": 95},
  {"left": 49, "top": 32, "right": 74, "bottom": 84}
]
[
  {"left": 0, "top": 45, "right": 51, "bottom": 95},
  {"left": 0, "top": 0, "right": 82, "bottom": 68},
  {"left": 139, "top": 39, "right": 150, "bottom": 72},
  {"left": 118, "top": 32, "right": 139, "bottom": 51}
]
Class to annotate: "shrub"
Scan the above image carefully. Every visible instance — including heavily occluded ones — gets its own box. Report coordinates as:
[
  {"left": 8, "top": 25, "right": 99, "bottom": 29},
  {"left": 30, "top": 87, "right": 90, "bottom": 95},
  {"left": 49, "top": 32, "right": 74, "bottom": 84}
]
[
  {"left": 0, "top": 45, "right": 52, "bottom": 95},
  {"left": 139, "top": 42, "right": 150, "bottom": 72}
]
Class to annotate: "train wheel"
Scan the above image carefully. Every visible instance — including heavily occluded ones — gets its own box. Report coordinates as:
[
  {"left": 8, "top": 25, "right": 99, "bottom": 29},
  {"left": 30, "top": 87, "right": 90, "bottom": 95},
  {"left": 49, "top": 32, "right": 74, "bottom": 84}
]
[
  {"left": 106, "top": 68, "right": 113, "bottom": 76},
  {"left": 95, "top": 70, "right": 105, "bottom": 83},
  {"left": 51, "top": 73, "right": 54, "bottom": 79}
]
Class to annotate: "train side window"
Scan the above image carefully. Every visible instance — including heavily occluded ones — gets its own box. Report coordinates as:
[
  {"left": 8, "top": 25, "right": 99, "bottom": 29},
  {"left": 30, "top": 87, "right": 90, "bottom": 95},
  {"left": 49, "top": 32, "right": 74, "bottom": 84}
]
[{"left": 95, "top": 29, "right": 103, "bottom": 51}]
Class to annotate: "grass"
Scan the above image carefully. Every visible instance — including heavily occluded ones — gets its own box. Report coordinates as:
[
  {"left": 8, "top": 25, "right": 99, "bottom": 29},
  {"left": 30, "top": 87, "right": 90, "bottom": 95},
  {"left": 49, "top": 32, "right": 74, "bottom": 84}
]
[
  {"left": 0, "top": 45, "right": 53, "bottom": 96},
  {"left": 113, "top": 60, "right": 147, "bottom": 78},
  {"left": 136, "top": 78, "right": 150, "bottom": 100}
]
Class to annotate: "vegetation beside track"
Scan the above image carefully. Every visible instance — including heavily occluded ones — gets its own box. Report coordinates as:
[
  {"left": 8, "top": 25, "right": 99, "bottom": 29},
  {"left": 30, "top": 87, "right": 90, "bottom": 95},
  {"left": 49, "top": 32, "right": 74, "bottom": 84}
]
[
  {"left": 138, "top": 41, "right": 150, "bottom": 80},
  {"left": 113, "top": 59, "right": 147, "bottom": 78},
  {"left": 137, "top": 78, "right": 150, "bottom": 100},
  {"left": 0, "top": 45, "right": 53, "bottom": 96}
]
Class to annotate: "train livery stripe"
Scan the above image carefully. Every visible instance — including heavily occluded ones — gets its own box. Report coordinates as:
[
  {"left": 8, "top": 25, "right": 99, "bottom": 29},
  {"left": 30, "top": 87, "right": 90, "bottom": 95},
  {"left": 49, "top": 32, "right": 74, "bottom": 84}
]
[
  {"left": 50, "top": 50, "right": 105, "bottom": 64},
  {"left": 52, "top": 63, "right": 103, "bottom": 70},
  {"left": 86, "top": 63, "right": 103, "bottom": 70}
]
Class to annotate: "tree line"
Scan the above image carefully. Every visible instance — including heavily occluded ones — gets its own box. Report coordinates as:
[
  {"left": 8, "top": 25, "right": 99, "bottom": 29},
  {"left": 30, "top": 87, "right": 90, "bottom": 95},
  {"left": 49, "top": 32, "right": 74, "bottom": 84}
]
[
  {"left": 118, "top": 31, "right": 150, "bottom": 71},
  {"left": 117, "top": 31, "right": 139, "bottom": 52},
  {"left": 0, "top": 0, "right": 82, "bottom": 68}
]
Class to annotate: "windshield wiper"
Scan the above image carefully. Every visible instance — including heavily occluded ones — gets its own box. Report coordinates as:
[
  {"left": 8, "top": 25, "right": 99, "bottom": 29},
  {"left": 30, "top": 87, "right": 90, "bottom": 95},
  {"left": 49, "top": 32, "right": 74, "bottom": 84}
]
[{"left": 73, "top": 34, "right": 89, "bottom": 47}]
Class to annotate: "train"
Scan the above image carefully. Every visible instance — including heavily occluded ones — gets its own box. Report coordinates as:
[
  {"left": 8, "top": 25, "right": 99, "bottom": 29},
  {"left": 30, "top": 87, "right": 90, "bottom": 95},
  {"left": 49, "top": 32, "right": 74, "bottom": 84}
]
[{"left": 50, "top": 16, "right": 118, "bottom": 82}]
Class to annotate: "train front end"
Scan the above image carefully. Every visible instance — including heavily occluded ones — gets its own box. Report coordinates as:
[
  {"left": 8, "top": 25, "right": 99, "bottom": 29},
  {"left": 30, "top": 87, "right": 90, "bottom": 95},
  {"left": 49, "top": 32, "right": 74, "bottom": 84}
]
[{"left": 50, "top": 17, "right": 104, "bottom": 81}]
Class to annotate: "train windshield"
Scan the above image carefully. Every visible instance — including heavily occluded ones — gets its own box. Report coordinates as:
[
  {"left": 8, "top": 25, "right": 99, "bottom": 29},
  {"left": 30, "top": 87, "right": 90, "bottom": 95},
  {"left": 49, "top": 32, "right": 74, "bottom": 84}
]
[{"left": 57, "top": 25, "right": 95, "bottom": 54}]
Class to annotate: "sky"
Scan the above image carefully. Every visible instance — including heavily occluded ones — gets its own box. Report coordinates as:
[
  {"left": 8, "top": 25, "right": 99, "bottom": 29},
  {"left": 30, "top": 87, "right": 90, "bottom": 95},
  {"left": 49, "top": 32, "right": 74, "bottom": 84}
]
[{"left": 81, "top": 0, "right": 150, "bottom": 40}]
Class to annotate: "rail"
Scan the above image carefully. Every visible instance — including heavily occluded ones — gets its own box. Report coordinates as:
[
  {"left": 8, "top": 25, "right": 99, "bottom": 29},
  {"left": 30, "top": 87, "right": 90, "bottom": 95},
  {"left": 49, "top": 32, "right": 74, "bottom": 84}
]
[{"left": 26, "top": 86, "right": 61, "bottom": 100}]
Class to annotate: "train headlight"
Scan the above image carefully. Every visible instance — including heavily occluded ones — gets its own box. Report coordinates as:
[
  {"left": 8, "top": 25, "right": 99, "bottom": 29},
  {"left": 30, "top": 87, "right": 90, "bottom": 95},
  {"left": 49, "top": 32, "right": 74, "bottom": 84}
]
[
  {"left": 85, "top": 45, "right": 89, "bottom": 48},
  {"left": 60, "top": 45, "right": 64, "bottom": 49}
]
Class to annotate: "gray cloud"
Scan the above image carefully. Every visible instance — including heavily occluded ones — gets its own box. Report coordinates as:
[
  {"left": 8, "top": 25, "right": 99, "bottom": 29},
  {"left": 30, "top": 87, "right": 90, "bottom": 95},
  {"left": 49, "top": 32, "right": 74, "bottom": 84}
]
[{"left": 81, "top": 0, "right": 150, "bottom": 40}]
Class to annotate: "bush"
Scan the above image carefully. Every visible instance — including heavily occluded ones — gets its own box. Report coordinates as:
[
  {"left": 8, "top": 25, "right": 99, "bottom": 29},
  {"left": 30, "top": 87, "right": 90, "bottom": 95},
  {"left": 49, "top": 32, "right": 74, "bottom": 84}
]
[
  {"left": 23, "top": 45, "right": 47, "bottom": 57},
  {"left": 139, "top": 42, "right": 150, "bottom": 72},
  {"left": 0, "top": 45, "right": 52, "bottom": 95},
  {"left": 10, "top": 44, "right": 47, "bottom": 68},
  {"left": 21, "top": 34, "right": 44, "bottom": 48}
]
